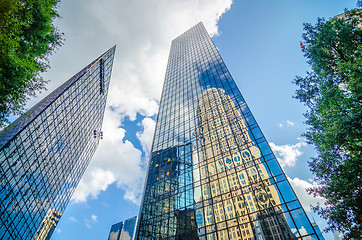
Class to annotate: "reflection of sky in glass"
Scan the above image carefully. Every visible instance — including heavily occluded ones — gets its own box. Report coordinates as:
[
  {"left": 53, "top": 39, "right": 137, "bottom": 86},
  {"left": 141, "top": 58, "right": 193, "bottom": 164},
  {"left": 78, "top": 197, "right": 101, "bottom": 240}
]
[
  {"left": 0, "top": 47, "right": 115, "bottom": 240},
  {"left": 108, "top": 222, "right": 123, "bottom": 240},
  {"left": 121, "top": 216, "right": 137, "bottom": 240},
  {"left": 137, "top": 23, "right": 320, "bottom": 240},
  {"left": 48, "top": 138, "right": 66, "bottom": 153}
]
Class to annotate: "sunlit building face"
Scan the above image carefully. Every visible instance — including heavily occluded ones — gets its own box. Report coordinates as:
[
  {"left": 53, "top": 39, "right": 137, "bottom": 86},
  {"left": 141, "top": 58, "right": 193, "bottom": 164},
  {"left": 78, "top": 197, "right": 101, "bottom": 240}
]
[{"left": 136, "top": 22, "right": 321, "bottom": 240}]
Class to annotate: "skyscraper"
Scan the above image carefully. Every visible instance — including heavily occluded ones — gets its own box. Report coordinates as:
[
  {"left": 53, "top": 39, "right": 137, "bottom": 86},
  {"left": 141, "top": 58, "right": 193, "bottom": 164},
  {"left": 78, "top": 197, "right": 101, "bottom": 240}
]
[
  {"left": 136, "top": 23, "right": 321, "bottom": 239},
  {"left": 0, "top": 46, "right": 116, "bottom": 240}
]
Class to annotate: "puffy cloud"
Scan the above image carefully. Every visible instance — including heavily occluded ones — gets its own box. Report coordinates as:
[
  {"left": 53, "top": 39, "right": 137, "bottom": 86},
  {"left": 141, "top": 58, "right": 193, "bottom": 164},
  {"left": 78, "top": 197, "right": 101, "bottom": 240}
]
[
  {"left": 72, "top": 168, "right": 116, "bottom": 203},
  {"left": 136, "top": 117, "right": 156, "bottom": 156},
  {"left": 41, "top": 0, "right": 233, "bottom": 204},
  {"left": 72, "top": 109, "right": 145, "bottom": 204},
  {"left": 269, "top": 140, "right": 307, "bottom": 167},
  {"left": 44, "top": 0, "right": 233, "bottom": 121},
  {"left": 288, "top": 177, "right": 326, "bottom": 212}
]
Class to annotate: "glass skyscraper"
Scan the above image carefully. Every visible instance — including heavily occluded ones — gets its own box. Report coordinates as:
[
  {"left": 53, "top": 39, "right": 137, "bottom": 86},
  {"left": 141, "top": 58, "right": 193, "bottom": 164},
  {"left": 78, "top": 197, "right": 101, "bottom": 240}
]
[
  {"left": 136, "top": 23, "right": 321, "bottom": 239},
  {"left": 0, "top": 46, "right": 116, "bottom": 240}
]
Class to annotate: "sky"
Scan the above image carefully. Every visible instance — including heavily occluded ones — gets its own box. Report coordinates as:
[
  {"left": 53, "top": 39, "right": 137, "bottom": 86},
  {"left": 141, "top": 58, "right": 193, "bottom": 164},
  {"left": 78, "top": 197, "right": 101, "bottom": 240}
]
[{"left": 18, "top": 0, "right": 358, "bottom": 239}]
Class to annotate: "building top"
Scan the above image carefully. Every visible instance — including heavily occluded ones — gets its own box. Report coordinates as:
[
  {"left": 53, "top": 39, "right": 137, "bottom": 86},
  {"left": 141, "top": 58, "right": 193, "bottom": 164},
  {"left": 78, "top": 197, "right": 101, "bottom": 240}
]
[
  {"left": 108, "top": 216, "right": 138, "bottom": 240},
  {"left": 0, "top": 45, "right": 116, "bottom": 150}
]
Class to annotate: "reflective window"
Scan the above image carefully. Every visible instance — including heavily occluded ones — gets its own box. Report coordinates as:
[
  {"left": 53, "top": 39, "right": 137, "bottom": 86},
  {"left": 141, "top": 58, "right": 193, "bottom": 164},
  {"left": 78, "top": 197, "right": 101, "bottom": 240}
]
[
  {"left": 0, "top": 47, "right": 115, "bottom": 240},
  {"left": 136, "top": 23, "right": 319, "bottom": 240}
]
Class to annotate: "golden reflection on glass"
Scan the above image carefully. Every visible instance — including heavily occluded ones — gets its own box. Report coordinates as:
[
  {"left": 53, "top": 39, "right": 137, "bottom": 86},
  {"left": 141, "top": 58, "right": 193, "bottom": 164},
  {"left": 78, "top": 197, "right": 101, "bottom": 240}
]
[
  {"left": 33, "top": 209, "right": 62, "bottom": 240},
  {"left": 194, "top": 88, "right": 294, "bottom": 240}
]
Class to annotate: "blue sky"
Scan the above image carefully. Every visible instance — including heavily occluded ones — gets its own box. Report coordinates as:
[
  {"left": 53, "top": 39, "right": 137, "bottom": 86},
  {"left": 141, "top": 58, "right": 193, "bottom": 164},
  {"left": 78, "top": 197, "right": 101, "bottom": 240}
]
[{"left": 25, "top": 0, "right": 359, "bottom": 239}]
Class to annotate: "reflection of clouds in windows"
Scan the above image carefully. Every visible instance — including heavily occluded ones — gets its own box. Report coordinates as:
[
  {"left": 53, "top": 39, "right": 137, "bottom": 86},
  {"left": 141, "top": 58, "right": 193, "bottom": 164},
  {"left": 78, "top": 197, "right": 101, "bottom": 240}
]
[
  {"left": 48, "top": 138, "right": 66, "bottom": 153},
  {"left": 119, "top": 231, "right": 131, "bottom": 240},
  {"left": 108, "top": 231, "right": 119, "bottom": 240},
  {"left": 122, "top": 217, "right": 137, "bottom": 240},
  {"left": 294, "top": 226, "right": 314, "bottom": 239},
  {"left": 137, "top": 22, "right": 320, "bottom": 240},
  {"left": 4, "top": 172, "right": 52, "bottom": 214}
]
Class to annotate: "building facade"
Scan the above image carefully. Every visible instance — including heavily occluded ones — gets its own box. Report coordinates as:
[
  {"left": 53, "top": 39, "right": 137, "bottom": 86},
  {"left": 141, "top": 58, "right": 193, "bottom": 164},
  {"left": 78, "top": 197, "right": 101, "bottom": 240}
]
[
  {"left": 0, "top": 46, "right": 116, "bottom": 240},
  {"left": 136, "top": 23, "right": 322, "bottom": 239},
  {"left": 311, "top": 222, "right": 325, "bottom": 240},
  {"left": 108, "top": 216, "right": 138, "bottom": 240}
]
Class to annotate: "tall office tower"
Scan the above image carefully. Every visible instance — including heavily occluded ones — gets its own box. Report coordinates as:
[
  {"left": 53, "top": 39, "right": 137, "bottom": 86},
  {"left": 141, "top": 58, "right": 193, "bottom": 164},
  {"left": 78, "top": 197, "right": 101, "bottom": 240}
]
[
  {"left": 136, "top": 23, "right": 322, "bottom": 240},
  {"left": 0, "top": 46, "right": 116, "bottom": 240}
]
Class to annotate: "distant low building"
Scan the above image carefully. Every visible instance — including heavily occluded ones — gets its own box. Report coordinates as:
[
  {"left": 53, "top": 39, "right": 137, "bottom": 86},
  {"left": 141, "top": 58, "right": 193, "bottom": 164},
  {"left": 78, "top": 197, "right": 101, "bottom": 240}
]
[{"left": 108, "top": 216, "right": 138, "bottom": 240}]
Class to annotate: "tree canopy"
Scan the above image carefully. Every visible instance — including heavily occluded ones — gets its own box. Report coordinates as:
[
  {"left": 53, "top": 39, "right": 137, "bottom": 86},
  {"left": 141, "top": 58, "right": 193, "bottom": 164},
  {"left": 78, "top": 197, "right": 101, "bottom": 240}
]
[
  {"left": 0, "top": 0, "right": 62, "bottom": 127},
  {"left": 294, "top": 8, "right": 362, "bottom": 239}
]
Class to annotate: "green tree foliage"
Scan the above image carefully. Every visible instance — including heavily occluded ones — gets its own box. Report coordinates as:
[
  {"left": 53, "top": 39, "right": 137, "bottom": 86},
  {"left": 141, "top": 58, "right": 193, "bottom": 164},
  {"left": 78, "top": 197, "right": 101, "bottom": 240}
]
[
  {"left": 0, "top": 0, "right": 62, "bottom": 127},
  {"left": 294, "top": 8, "right": 362, "bottom": 239}
]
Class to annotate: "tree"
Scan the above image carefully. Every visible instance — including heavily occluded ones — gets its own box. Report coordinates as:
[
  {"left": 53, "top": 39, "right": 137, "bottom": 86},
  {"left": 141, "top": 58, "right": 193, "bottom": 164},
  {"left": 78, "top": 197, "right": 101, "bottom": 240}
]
[
  {"left": 0, "top": 0, "right": 62, "bottom": 127},
  {"left": 294, "top": 8, "right": 362, "bottom": 239}
]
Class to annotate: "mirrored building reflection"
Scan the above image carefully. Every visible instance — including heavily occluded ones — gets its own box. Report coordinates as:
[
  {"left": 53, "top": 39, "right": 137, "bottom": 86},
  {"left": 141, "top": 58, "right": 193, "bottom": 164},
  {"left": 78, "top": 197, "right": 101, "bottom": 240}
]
[
  {"left": 136, "top": 22, "right": 322, "bottom": 239},
  {"left": 33, "top": 209, "right": 62, "bottom": 240},
  {"left": 0, "top": 46, "right": 116, "bottom": 240}
]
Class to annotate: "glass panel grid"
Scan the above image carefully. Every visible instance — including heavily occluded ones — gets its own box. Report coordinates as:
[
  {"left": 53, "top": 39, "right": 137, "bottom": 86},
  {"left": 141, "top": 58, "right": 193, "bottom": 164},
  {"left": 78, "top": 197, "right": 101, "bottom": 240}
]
[
  {"left": 137, "top": 23, "right": 320, "bottom": 240},
  {"left": 0, "top": 47, "right": 116, "bottom": 240}
]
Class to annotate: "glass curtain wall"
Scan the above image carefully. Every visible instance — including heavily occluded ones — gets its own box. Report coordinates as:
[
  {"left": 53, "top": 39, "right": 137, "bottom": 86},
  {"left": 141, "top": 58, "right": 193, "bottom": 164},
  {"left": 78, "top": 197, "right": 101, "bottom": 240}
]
[
  {"left": 0, "top": 46, "right": 116, "bottom": 240},
  {"left": 137, "top": 23, "right": 320, "bottom": 240}
]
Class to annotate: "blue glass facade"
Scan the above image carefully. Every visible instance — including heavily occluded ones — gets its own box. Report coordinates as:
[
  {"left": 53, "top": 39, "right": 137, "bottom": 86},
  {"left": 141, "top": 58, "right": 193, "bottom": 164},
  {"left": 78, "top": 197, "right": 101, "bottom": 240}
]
[
  {"left": 0, "top": 46, "right": 116, "bottom": 240},
  {"left": 109, "top": 222, "right": 124, "bottom": 240},
  {"left": 136, "top": 23, "right": 321, "bottom": 239},
  {"left": 312, "top": 222, "right": 325, "bottom": 240}
]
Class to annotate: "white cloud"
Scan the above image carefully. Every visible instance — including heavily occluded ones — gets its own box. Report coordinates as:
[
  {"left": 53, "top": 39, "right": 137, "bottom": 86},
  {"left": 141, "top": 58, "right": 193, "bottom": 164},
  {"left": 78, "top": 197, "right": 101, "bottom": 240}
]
[
  {"left": 288, "top": 177, "right": 326, "bottom": 212},
  {"left": 136, "top": 118, "right": 156, "bottom": 156},
  {"left": 269, "top": 140, "right": 307, "bottom": 167},
  {"left": 69, "top": 216, "right": 79, "bottom": 223},
  {"left": 84, "top": 214, "right": 99, "bottom": 229},
  {"left": 91, "top": 214, "right": 98, "bottom": 222},
  {"left": 55, "top": 229, "right": 62, "bottom": 233},
  {"left": 72, "top": 109, "right": 145, "bottom": 204},
  {"left": 51, "top": 0, "right": 234, "bottom": 204},
  {"left": 84, "top": 218, "right": 92, "bottom": 229},
  {"left": 72, "top": 168, "right": 116, "bottom": 203},
  {"left": 279, "top": 120, "right": 296, "bottom": 128},
  {"left": 286, "top": 120, "right": 295, "bottom": 127}
]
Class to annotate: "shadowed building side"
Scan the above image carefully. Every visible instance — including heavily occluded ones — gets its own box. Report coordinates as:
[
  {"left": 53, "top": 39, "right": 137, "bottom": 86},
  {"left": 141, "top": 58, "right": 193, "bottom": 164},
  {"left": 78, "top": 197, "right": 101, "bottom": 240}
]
[{"left": 0, "top": 46, "right": 116, "bottom": 240}]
